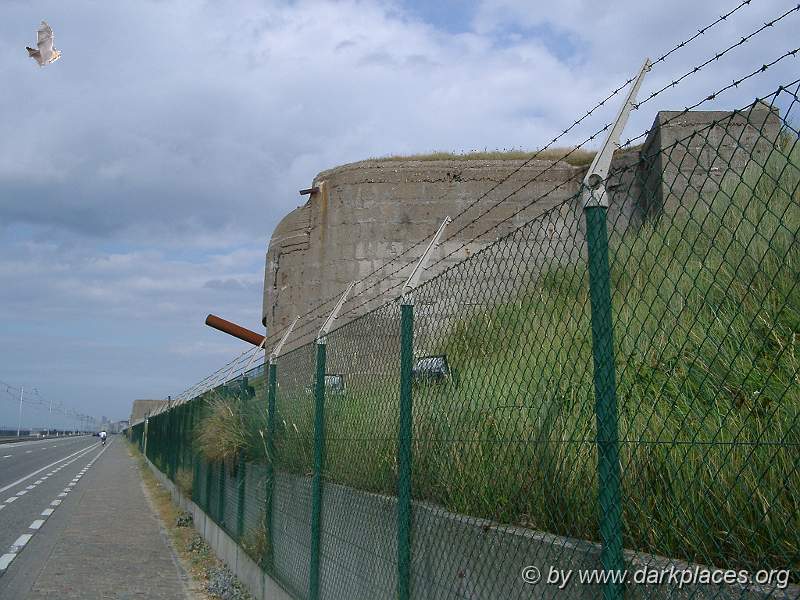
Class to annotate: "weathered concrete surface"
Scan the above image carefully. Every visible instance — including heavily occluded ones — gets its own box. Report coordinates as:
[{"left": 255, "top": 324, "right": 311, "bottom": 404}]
[
  {"left": 146, "top": 455, "right": 798, "bottom": 600},
  {"left": 262, "top": 104, "right": 781, "bottom": 353},
  {"left": 639, "top": 102, "right": 782, "bottom": 220},
  {"left": 130, "top": 399, "right": 169, "bottom": 424}
]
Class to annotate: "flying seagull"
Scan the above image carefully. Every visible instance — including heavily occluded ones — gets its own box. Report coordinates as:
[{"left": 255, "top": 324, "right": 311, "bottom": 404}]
[{"left": 26, "top": 21, "right": 61, "bottom": 67}]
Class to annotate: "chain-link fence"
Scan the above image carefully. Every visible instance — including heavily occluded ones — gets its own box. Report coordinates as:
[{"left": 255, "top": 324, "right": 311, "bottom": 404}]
[
  {"left": 130, "top": 80, "right": 799, "bottom": 599},
  {"left": 123, "top": 7, "right": 800, "bottom": 583}
]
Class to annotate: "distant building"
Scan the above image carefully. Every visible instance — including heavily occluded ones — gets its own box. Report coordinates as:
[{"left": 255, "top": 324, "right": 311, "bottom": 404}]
[{"left": 129, "top": 399, "right": 168, "bottom": 425}]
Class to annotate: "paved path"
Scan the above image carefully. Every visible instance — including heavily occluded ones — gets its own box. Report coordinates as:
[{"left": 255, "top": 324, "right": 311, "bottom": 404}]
[{"left": 0, "top": 439, "right": 192, "bottom": 599}]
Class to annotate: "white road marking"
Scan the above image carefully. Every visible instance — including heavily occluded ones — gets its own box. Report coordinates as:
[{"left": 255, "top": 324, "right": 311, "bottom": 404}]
[
  {"left": 0, "top": 443, "right": 99, "bottom": 494},
  {"left": 0, "top": 439, "right": 113, "bottom": 571},
  {"left": 5, "top": 497, "right": 18, "bottom": 503},
  {"left": 2, "top": 455, "right": 11, "bottom": 459},
  {"left": 25, "top": 485, "right": 35, "bottom": 490},
  {"left": 34, "top": 479, "right": 43, "bottom": 484},
  {"left": 10, "top": 534, "right": 32, "bottom": 552},
  {"left": 25, "top": 450, "right": 32, "bottom": 454}
]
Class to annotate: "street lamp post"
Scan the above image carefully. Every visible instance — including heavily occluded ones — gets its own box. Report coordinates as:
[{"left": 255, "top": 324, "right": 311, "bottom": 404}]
[{"left": 16, "top": 386, "right": 24, "bottom": 437}]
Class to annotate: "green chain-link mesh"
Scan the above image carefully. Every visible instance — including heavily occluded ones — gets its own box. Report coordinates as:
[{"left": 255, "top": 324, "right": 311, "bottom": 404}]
[{"left": 128, "top": 83, "right": 800, "bottom": 599}]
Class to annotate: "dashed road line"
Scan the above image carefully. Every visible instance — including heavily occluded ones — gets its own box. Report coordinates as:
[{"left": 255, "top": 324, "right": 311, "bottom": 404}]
[
  {"left": 9, "top": 534, "right": 32, "bottom": 553},
  {"left": 0, "top": 441, "right": 111, "bottom": 575},
  {"left": 0, "top": 442, "right": 99, "bottom": 494}
]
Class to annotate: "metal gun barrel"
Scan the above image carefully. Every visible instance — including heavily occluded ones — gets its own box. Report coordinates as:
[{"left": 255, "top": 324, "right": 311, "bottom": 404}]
[{"left": 205, "top": 314, "right": 265, "bottom": 347}]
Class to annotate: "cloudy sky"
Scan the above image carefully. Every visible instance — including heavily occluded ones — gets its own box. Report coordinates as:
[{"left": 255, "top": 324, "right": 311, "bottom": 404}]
[{"left": 0, "top": 0, "right": 797, "bottom": 428}]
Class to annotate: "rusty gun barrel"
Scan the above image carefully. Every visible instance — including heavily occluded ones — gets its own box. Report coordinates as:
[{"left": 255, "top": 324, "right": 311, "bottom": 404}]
[{"left": 205, "top": 314, "right": 265, "bottom": 347}]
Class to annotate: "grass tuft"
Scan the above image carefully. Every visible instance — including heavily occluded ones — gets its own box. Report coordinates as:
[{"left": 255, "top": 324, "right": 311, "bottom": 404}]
[{"left": 370, "top": 147, "right": 598, "bottom": 166}]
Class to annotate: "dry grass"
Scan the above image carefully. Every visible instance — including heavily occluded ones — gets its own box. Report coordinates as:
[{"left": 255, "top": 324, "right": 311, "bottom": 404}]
[
  {"left": 175, "top": 466, "right": 193, "bottom": 497},
  {"left": 130, "top": 443, "right": 212, "bottom": 599},
  {"left": 372, "top": 147, "right": 598, "bottom": 166},
  {"left": 195, "top": 392, "right": 249, "bottom": 464},
  {"left": 131, "top": 442, "right": 253, "bottom": 599},
  {"left": 239, "top": 524, "right": 269, "bottom": 567}
]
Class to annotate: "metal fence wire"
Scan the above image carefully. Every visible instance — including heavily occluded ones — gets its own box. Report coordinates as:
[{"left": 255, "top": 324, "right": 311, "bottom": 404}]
[{"left": 129, "top": 77, "right": 800, "bottom": 600}]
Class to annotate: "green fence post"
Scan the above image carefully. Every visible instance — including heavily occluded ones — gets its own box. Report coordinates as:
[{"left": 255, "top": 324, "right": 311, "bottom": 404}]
[
  {"left": 398, "top": 302, "right": 414, "bottom": 600},
  {"left": 192, "top": 445, "right": 201, "bottom": 505},
  {"left": 219, "top": 460, "right": 226, "bottom": 526},
  {"left": 579, "top": 59, "right": 651, "bottom": 599},
  {"left": 205, "top": 458, "right": 213, "bottom": 514},
  {"left": 265, "top": 361, "right": 278, "bottom": 570},
  {"left": 237, "top": 450, "right": 246, "bottom": 541},
  {"left": 585, "top": 203, "right": 625, "bottom": 600},
  {"left": 191, "top": 402, "right": 198, "bottom": 503},
  {"left": 235, "top": 377, "right": 249, "bottom": 541},
  {"left": 180, "top": 404, "right": 187, "bottom": 473},
  {"left": 169, "top": 408, "right": 177, "bottom": 481},
  {"left": 143, "top": 414, "right": 149, "bottom": 458},
  {"left": 309, "top": 340, "right": 327, "bottom": 600}
]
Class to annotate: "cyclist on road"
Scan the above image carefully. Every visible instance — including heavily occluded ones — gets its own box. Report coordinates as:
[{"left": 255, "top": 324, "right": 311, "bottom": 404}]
[{"left": 99, "top": 430, "right": 107, "bottom": 445}]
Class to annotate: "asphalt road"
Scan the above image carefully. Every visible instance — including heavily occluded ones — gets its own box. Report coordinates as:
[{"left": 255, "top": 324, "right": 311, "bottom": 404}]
[
  {"left": 0, "top": 436, "right": 102, "bottom": 585},
  {"left": 0, "top": 437, "right": 96, "bottom": 488}
]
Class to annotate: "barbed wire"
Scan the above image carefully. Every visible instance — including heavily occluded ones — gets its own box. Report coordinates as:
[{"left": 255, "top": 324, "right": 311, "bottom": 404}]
[
  {"left": 166, "top": 0, "right": 799, "bottom": 406},
  {"left": 260, "top": 0, "right": 767, "bottom": 348},
  {"left": 328, "top": 42, "right": 800, "bottom": 327}
]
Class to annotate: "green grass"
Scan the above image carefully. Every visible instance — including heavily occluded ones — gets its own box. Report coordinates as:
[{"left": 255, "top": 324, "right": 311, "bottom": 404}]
[
  {"left": 369, "top": 147, "right": 599, "bottom": 167},
  {"left": 293, "top": 143, "right": 797, "bottom": 570},
  {"left": 417, "top": 143, "right": 800, "bottom": 571},
  {"left": 196, "top": 141, "right": 799, "bottom": 573}
]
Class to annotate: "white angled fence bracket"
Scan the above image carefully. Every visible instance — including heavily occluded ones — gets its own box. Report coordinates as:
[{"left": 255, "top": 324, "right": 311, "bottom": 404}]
[
  {"left": 582, "top": 58, "right": 651, "bottom": 209},
  {"left": 317, "top": 282, "right": 355, "bottom": 345},
  {"left": 243, "top": 336, "right": 268, "bottom": 373},
  {"left": 401, "top": 216, "right": 452, "bottom": 305},
  {"left": 270, "top": 315, "right": 300, "bottom": 364}
]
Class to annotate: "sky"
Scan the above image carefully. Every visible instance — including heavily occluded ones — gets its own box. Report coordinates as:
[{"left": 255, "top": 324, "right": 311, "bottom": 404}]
[{"left": 0, "top": 0, "right": 797, "bottom": 428}]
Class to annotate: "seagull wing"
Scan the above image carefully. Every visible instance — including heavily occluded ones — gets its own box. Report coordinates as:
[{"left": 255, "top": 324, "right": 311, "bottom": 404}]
[
  {"left": 26, "top": 46, "right": 44, "bottom": 66},
  {"left": 37, "top": 21, "right": 54, "bottom": 56}
]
